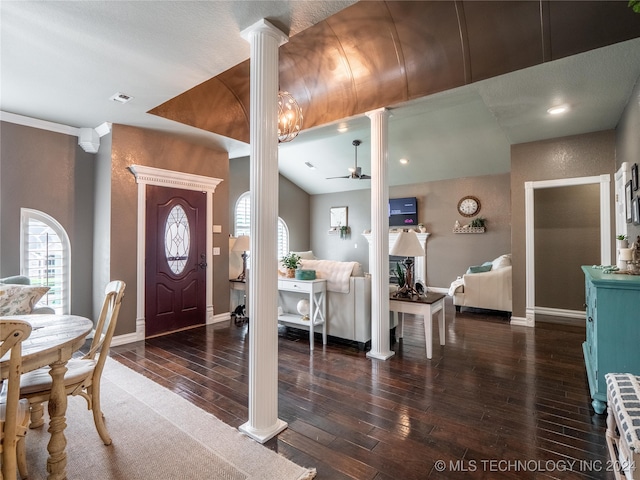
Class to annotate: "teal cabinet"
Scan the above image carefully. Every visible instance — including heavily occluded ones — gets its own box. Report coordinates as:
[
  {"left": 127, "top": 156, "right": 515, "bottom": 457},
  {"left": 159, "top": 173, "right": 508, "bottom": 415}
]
[{"left": 582, "top": 266, "right": 640, "bottom": 414}]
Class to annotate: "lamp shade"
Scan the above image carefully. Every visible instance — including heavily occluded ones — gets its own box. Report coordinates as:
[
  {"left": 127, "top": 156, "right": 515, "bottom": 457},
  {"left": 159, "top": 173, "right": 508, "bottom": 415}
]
[
  {"left": 390, "top": 230, "right": 425, "bottom": 257},
  {"left": 232, "top": 235, "right": 250, "bottom": 252}
]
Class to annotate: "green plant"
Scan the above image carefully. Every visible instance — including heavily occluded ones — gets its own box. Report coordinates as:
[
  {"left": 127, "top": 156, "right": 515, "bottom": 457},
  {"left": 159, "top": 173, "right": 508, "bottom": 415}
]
[
  {"left": 470, "top": 216, "right": 486, "bottom": 228},
  {"left": 630, "top": 1, "right": 640, "bottom": 13},
  {"left": 339, "top": 225, "right": 349, "bottom": 239},
  {"left": 281, "top": 252, "right": 301, "bottom": 270},
  {"left": 394, "top": 262, "right": 405, "bottom": 287},
  {"left": 617, "top": 234, "right": 628, "bottom": 241}
]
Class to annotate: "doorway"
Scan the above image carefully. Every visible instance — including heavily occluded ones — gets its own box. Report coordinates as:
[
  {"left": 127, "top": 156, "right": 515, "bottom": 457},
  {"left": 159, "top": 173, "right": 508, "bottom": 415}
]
[
  {"left": 129, "top": 165, "right": 222, "bottom": 341},
  {"left": 145, "top": 186, "right": 207, "bottom": 337},
  {"left": 523, "top": 175, "right": 611, "bottom": 327}
]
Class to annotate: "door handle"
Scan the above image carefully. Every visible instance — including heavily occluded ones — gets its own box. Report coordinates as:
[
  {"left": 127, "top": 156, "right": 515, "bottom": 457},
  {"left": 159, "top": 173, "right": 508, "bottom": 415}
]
[{"left": 197, "top": 253, "right": 207, "bottom": 269}]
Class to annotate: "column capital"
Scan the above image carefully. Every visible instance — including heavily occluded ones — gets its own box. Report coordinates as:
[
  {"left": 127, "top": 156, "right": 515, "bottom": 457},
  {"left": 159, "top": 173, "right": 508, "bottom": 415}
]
[
  {"left": 240, "top": 18, "right": 289, "bottom": 46},
  {"left": 365, "top": 107, "right": 390, "bottom": 119}
]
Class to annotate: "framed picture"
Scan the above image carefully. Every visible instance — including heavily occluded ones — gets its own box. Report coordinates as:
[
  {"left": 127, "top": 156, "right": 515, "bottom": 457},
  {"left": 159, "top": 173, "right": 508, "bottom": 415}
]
[
  {"left": 626, "top": 180, "right": 633, "bottom": 223},
  {"left": 330, "top": 206, "right": 347, "bottom": 228},
  {"left": 634, "top": 197, "right": 640, "bottom": 225},
  {"left": 633, "top": 163, "right": 639, "bottom": 191}
]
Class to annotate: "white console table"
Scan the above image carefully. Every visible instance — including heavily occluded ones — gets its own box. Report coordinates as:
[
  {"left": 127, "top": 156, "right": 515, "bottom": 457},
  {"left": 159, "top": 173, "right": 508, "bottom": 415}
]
[{"left": 277, "top": 278, "right": 327, "bottom": 351}]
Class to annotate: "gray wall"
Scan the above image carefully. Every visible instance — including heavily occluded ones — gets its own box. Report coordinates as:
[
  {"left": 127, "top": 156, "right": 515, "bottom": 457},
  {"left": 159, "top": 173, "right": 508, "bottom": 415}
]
[
  {"left": 310, "top": 173, "right": 512, "bottom": 289},
  {"left": 228, "top": 156, "right": 311, "bottom": 252},
  {"left": 0, "top": 122, "right": 95, "bottom": 317},
  {"left": 534, "top": 184, "right": 601, "bottom": 311},
  {"left": 617, "top": 76, "right": 640, "bottom": 244},
  {"left": 511, "top": 130, "right": 617, "bottom": 319}
]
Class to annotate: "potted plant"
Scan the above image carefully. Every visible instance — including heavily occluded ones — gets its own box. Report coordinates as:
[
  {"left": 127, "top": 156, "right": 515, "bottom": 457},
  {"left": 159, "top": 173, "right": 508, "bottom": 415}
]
[
  {"left": 470, "top": 217, "right": 486, "bottom": 229},
  {"left": 339, "top": 225, "right": 349, "bottom": 239},
  {"left": 617, "top": 234, "right": 629, "bottom": 249},
  {"left": 281, "top": 253, "right": 301, "bottom": 278}
]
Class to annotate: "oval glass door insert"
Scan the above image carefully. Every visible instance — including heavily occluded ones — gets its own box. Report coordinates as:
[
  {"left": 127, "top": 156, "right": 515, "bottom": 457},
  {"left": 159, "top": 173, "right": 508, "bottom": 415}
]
[{"left": 164, "top": 205, "right": 190, "bottom": 274}]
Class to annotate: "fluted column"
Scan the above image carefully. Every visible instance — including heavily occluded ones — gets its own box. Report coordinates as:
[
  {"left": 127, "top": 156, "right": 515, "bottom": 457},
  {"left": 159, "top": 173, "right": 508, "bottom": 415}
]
[
  {"left": 366, "top": 107, "right": 394, "bottom": 360},
  {"left": 239, "top": 19, "right": 288, "bottom": 443}
]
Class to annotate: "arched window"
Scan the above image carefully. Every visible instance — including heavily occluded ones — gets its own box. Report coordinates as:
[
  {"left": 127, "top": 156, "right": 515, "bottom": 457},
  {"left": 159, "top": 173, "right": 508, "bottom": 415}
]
[
  {"left": 234, "top": 192, "right": 289, "bottom": 258},
  {"left": 20, "top": 208, "right": 71, "bottom": 314}
]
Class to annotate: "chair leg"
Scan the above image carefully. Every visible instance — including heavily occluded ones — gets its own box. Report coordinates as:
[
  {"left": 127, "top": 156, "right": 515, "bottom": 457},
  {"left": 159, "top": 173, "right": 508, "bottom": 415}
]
[
  {"left": 89, "top": 385, "right": 112, "bottom": 445},
  {"left": 29, "top": 403, "right": 45, "bottom": 429},
  {"left": 17, "top": 437, "right": 28, "bottom": 479}
]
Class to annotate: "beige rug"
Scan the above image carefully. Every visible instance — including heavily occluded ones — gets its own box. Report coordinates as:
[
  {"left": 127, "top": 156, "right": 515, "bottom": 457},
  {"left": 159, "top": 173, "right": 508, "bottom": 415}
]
[{"left": 24, "top": 358, "right": 315, "bottom": 480}]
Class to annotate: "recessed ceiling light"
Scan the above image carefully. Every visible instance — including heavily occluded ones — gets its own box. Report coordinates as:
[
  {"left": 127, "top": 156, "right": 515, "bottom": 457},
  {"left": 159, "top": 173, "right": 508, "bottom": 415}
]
[
  {"left": 109, "top": 92, "right": 133, "bottom": 104},
  {"left": 547, "top": 105, "right": 568, "bottom": 115},
  {"left": 304, "top": 161, "right": 316, "bottom": 170},
  {"left": 399, "top": 158, "right": 409, "bottom": 165}
]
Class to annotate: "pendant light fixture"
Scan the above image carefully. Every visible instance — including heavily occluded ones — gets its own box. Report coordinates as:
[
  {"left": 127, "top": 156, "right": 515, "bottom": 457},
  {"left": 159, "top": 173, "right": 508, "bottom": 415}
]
[{"left": 277, "top": 90, "right": 303, "bottom": 143}]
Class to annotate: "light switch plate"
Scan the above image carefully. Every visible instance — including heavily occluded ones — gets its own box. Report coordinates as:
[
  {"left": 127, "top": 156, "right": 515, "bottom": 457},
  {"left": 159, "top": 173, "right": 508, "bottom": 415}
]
[
  {"left": 213, "top": 247, "right": 220, "bottom": 255},
  {"left": 212, "top": 225, "right": 222, "bottom": 233}
]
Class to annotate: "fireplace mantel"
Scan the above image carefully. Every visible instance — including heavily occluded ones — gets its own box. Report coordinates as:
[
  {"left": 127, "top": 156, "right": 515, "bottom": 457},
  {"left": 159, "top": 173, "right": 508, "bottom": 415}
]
[{"left": 362, "top": 231, "right": 430, "bottom": 283}]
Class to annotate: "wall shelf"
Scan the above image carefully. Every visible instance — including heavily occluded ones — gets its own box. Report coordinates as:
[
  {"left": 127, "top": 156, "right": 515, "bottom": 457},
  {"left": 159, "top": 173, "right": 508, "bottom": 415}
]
[{"left": 453, "top": 227, "right": 485, "bottom": 234}]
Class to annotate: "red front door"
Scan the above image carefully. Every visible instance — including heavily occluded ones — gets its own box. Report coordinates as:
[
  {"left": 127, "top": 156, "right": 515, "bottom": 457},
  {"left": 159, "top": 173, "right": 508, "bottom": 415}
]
[{"left": 145, "top": 186, "right": 207, "bottom": 337}]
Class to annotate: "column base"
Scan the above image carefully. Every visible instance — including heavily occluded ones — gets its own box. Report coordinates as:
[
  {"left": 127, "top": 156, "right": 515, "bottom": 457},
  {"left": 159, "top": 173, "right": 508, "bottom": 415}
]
[
  {"left": 366, "top": 350, "right": 395, "bottom": 361},
  {"left": 239, "top": 418, "right": 288, "bottom": 444}
]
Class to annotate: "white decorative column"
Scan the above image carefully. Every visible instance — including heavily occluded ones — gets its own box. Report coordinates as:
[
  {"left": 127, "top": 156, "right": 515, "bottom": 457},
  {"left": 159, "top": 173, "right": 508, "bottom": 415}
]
[
  {"left": 239, "top": 19, "right": 288, "bottom": 443},
  {"left": 366, "top": 107, "right": 394, "bottom": 360}
]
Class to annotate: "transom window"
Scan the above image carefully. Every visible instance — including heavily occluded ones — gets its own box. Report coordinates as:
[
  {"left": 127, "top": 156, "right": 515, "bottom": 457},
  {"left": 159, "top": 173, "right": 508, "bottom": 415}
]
[
  {"left": 234, "top": 191, "right": 289, "bottom": 259},
  {"left": 20, "top": 208, "right": 71, "bottom": 314}
]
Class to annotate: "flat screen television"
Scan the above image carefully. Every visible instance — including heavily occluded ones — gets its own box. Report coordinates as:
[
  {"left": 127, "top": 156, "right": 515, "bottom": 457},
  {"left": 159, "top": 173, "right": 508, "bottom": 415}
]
[{"left": 389, "top": 197, "right": 418, "bottom": 226}]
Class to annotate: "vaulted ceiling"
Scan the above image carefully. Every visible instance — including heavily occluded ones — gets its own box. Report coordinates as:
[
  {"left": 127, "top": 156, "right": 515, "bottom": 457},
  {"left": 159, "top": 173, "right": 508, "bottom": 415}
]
[{"left": 151, "top": 1, "right": 640, "bottom": 142}]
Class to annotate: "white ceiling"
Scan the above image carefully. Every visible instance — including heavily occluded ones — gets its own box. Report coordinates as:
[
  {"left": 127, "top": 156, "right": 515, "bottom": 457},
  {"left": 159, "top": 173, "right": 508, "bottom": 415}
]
[{"left": 2, "top": 1, "right": 639, "bottom": 195}]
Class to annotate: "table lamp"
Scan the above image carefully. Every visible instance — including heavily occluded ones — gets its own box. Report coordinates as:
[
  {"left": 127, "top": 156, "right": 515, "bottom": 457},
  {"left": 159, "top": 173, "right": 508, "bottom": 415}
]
[
  {"left": 232, "top": 235, "right": 250, "bottom": 280},
  {"left": 390, "top": 229, "right": 425, "bottom": 297}
]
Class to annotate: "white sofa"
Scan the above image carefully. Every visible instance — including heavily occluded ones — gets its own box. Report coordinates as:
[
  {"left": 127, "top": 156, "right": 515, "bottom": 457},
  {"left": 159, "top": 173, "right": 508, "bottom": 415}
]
[
  {"left": 278, "top": 257, "right": 372, "bottom": 346},
  {"left": 448, "top": 254, "right": 512, "bottom": 313}
]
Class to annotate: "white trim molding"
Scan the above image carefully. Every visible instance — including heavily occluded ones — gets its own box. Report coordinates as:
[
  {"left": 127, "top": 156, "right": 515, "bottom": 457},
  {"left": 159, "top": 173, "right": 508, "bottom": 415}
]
[
  {"left": 129, "top": 165, "right": 223, "bottom": 342},
  {"left": 524, "top": 174, "right": 611, "bottom": 328},
  {"left": 1, "top": 111, "right": 111, "bottom": 153}
]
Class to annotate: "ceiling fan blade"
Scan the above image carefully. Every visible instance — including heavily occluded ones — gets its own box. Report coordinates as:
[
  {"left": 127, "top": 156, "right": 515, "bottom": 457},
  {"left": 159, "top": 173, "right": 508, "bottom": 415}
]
[
  {"left": 326, "top": 175, "right": 350, "bottom": 179},
  {"left": 359, "top": 174, "right": 372, "bottom": 179}
]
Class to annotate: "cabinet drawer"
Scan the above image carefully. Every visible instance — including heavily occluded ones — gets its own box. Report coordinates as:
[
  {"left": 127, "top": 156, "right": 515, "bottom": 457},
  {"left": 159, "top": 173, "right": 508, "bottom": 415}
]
[{"left": 278, "top": 280, "right": 311, "bottom": 292}]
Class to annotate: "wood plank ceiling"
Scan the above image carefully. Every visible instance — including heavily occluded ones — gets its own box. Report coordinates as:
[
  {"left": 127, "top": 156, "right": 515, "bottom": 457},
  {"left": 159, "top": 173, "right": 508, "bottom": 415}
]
[{"left": 149, "top": 1, "right": 640, "bottom": 144}]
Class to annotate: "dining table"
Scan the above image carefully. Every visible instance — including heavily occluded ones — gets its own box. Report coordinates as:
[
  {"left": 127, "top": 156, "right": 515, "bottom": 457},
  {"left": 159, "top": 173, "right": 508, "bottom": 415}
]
[{"left": 0, "top": 314, "right": 93, "bottom": 480}]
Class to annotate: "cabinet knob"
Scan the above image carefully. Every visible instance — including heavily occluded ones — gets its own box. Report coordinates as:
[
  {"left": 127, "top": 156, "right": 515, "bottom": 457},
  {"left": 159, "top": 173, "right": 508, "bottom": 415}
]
[{"left": 588, "top": 316, "right": 593, "bottom": 323}]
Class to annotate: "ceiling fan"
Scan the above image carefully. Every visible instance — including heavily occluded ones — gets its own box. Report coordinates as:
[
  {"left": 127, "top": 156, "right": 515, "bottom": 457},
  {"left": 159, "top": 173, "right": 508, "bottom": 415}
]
[{"left": 326, "top": 139, "right": 371, "bottom": 180}]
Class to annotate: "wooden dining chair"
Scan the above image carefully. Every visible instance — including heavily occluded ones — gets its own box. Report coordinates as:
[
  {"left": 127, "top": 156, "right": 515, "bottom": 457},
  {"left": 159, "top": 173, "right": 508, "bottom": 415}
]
[
  {"left": 0, "top": 319, "right": 32, "bottom": 480},
  {"left": 18, "top": 280, "right": 125, "bottom": 449}
]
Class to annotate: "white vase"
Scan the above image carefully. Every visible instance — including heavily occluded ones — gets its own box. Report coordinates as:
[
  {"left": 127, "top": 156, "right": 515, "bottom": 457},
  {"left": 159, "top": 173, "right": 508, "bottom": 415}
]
[{"left": 617, "top": 239, "right": 629, "bottom": 249}]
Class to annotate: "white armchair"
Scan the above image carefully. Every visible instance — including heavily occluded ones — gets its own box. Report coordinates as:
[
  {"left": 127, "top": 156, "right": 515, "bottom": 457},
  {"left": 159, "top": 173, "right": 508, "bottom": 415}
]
[{"left": 449, "top": 254, "right": 512, "bottom": 313}]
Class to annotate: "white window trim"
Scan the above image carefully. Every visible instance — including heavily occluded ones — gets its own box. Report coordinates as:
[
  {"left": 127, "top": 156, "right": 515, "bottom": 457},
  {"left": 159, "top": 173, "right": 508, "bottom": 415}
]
[
  {"left": 234, "top": 191, "right": 289, "bottom": 257},
  {"left": 20, "top": 208, "right": 71, "bottom": 314}
]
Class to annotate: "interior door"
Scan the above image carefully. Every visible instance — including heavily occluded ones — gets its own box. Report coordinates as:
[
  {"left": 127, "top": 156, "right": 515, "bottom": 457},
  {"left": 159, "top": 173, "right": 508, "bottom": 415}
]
[{"left": 145, "top": 186, "right": 207, "bottom": 337}]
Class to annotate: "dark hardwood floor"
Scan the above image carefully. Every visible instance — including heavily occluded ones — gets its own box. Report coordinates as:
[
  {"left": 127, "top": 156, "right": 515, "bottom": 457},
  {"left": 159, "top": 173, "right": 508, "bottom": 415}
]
[{"left": 109, "top": 298, "right": 615, "bottom": 480}]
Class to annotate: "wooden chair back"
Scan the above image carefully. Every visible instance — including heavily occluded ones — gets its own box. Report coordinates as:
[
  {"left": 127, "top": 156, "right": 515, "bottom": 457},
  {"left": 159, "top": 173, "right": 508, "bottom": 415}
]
[
  {"left": 84, "top": 281, "right": 125, "bottom": 378},
  {"left": 0, "top": 319, "right": 32, "bottom": 479}
]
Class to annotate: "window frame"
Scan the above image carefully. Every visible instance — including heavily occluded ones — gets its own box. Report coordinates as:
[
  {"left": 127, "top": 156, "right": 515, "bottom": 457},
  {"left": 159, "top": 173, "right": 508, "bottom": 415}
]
[
  {"left": 20, "top": 208, "right": 71, "bottom": 314},
  {"left": 234, "top": 191, "right": 289, "bottom": 258}
]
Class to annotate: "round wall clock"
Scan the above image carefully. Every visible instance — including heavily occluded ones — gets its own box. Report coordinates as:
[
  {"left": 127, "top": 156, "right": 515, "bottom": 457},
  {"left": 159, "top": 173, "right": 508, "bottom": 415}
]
[{"left": 457, "top": 196, "right": 480, "bottom": 217}]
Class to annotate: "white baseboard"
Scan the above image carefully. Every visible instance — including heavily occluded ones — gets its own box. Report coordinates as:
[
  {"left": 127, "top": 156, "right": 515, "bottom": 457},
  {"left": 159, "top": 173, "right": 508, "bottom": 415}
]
[
  {"left": 111, "top": 332, "right": 140, "bottom": 347},
  {"left": 209, "top": 312, "right": 231, "bottom": 325},
  {"left": 534, "top": 306, "right": 585, "bottom": 319},
  {"left": 509, "top": 316, "right": 530, "bottom": 327},
  {"left": 427, "top": 286, "right": 449, "bottom": 294}
]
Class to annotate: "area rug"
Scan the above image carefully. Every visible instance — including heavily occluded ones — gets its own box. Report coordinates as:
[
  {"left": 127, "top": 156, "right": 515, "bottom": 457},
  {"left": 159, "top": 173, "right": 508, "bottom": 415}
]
[{"left": 24, "top": 357, "right": 315, "bottom": 480}]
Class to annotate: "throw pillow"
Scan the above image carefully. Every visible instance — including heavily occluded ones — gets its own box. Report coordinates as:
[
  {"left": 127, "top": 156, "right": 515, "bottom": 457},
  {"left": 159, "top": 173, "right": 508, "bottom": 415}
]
[
  {"left": 492, "top": 254, "right": 512, "bottom": 270},
  {"left": 467, "top": 264, "right": 493, "bottom": 274},
  {"left": 0, "top": 284, "right": 50, "bottom": 315}
]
